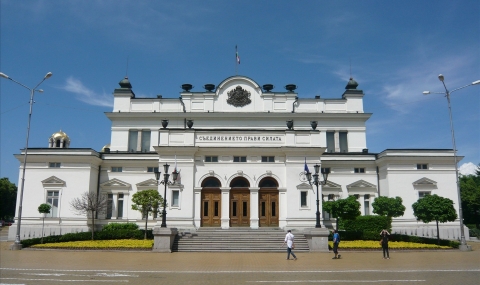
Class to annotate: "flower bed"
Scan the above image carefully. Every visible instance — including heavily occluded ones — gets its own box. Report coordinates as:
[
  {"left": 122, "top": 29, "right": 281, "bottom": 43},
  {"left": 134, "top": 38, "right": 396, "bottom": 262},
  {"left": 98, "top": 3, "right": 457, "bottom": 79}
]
[
  {"left": 328, "top": 240, "right": 453, "bottom": 249},
  {"left": 32, "top": 239, "right": 153, "bottom": 250}
]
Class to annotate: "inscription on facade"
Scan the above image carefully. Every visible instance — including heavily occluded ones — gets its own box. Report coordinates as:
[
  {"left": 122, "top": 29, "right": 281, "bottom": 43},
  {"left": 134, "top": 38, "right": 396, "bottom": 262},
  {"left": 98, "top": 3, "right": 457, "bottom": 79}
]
[{"left": 197, "top": 135, "right": 282, "bottom": 142}]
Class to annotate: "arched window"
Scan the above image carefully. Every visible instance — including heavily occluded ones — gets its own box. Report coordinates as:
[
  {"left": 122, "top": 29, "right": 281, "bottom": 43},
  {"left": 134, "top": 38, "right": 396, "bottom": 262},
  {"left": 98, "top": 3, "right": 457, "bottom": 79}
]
[
  {"left": 259, "top": 177, "right": 278, "bottom": 188},
  {"left": 230, "top": 177, "right": 250, "bottom": 188},
  {"left": 202, "top": 177, "right": 221, "bottom": 188}
]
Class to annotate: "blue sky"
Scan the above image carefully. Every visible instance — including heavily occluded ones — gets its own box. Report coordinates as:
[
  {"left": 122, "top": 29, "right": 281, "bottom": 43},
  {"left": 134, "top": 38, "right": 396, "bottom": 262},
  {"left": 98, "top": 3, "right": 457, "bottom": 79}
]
[{"left": 1, "top": 1, "right": 479, "bottom": 185}]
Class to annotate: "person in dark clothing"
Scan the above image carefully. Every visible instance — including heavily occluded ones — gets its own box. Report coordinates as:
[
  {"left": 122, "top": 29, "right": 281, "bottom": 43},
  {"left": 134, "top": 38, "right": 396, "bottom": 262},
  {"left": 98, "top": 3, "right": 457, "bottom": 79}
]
[
  {"left": 380, "top": 229, "right": 390, "bottom": 259},
  {"left": 332, "top": 230, "right": 341, "bottom": 259}
]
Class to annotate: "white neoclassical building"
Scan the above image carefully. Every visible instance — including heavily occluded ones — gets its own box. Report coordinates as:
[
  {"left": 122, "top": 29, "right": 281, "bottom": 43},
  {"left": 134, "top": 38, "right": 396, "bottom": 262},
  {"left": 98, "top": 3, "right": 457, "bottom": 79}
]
[{"left": 9, "top": 75, "right": 468, "bottom": 241}]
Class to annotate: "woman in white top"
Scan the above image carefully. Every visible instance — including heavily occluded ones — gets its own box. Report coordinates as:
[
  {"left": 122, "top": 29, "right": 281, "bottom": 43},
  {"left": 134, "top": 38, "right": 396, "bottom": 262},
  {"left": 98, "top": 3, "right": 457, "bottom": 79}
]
[{"left": 282, "top": 230, "right": 297, "bottom": 260}]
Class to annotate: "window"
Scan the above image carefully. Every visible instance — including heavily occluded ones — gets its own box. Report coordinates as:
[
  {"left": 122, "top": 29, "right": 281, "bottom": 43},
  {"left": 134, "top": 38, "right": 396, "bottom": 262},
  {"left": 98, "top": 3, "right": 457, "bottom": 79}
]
[
  {"left": 300, "top": 191, "right": 308, "bottom": 208},
  {"left": 147, "top": 167, "right": 159, "bottom": 173},
  {"left": 261, "top": 156, "right": 275, "bottom": 162},
  {"left": 117, "top": 194, "right": 124, "bottom": 218},
  {"left": 112, "top": 167, "right": 123, "bottom": 172},
  {"left": 46, "top": 191, "right": 59, "bottom": 217},
  {"left": 417, "top": 164, "right": 428, "bottom": 170},
  {"left": 106, "top": 194, "right": 113, "bottom": 219},
  {"left": 49, "top": 162, "right": 61, "bottom": 168},
  {"left": 128, "top": 130, "right": 151, "bottom": 152},
  {"left": 326, "top": 132, "right": 335, "bottom": 153},
  {"left": 364, "top": 194, "right": 370, "bottom": 215},
  {"left": 205, "top": 156, "right": 218, "bottom": 162},
  {"left": 321, "top": 167, "right": 331, "bottom": 174},
  {"left": 419, "top": 191, "right": 431, "bottom": 198},
  {"left": 354, "top": 168, "right": 365, "bottom": 173},
  {"left": 234, "top": 156, "right": 247, "bottom": 162},
  {"left": 172, "top": 190, "right": 179, "bottom": 207}
]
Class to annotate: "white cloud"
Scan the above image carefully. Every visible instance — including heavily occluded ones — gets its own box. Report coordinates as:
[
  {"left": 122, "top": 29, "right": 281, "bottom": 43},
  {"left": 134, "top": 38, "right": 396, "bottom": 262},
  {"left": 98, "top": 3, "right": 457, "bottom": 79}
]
[
  {"left": 61, "top": 77, "right": 113, "bottom": 108},
  {"left": 459, "top": 162, "right": 478, "bottom": 176}
]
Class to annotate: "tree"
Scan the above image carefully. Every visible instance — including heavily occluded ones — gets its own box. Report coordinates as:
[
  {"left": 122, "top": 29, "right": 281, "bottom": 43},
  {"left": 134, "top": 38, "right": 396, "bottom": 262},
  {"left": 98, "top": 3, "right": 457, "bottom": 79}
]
[
  {"left": 412, "top": 194, "right": 457, "bottom": 244},
  {"left": 460, "top": 168, "right": 480, "bottom": 228},
  {"left": 38, "top": 203, "right": 51, "bottom": 244},
  {"left": 70, "top": 191, "right": 108, "bottom": 240},
  {"left": 0, "top": 178, "right": 17, "bottom": 220},
  {"left": 372, "top": 196, "right": 406, "bottom": 220},
  {"left": 323, "top": 195, "right": 361, "bottom": 230},
  {"left": 131, "top": 189, "right": 164, "bottom": 239}
]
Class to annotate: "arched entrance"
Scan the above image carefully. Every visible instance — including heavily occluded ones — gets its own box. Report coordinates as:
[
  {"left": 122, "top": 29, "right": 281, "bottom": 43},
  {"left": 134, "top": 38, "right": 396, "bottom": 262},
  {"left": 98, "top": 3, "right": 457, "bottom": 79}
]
[
  {"left": 230, "top": 177, "right": 250, "bottom": 227},
  {"left": 259, "top": 177, "right": 279, "bottom": 227},
  {"left": 201, "top": 177, "right": 221, "bottom": 227}
]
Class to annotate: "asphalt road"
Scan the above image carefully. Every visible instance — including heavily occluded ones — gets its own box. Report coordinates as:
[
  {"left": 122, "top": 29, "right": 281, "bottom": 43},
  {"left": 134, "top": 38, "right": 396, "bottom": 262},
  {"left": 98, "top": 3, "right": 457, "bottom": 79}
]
[{"left": 1, "top": 236, "right": 479, "bottom": 285}]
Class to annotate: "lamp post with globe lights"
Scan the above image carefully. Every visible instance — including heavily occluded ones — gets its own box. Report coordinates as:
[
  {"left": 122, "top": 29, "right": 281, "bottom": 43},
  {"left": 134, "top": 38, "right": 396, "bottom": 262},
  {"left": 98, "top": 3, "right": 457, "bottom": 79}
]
[
  {"left": 0, "top": 71, "right": 53, "bottom": 250},
  {"left": 305, "top": 164, "right": 329, "bottom": 228},
  {"left": 154, "top": 164, "right": 178, "bottom": 228},
  {"left": 423, "top": 74, "right": 480, "bottom": 251}
]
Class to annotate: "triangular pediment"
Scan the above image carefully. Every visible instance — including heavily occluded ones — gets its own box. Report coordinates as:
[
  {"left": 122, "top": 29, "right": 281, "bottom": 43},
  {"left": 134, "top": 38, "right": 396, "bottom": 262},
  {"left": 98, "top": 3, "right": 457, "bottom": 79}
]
[
  {"left": 413, "top": 177, "right": 437, "bottom": 186},
  {"left": 136, "top": 179, "right": 160, "bottom": 191},
  {"left": 41, "top": 176, "right": 66, "bottom": 187},
  {"left": 100, "top": 178, "right": 131, "bottom": 190},
  {"left": 297, "top": 182, "right": 312, "bottom": 189},
  {"left": 323, "top": 180, "right": 341, "bottom": 189},
  {"left": 347, "top": 179, "right": 376, "bottom": 189}
]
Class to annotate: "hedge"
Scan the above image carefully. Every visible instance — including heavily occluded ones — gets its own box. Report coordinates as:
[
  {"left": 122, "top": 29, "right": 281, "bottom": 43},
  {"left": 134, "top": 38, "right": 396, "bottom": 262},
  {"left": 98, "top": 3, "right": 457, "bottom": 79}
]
[
  {"left": 102, "top": 222, "right": 139, "bottom": 231},
  {"left": 21, "top": 229, "right": 153, "bottom": 248},
  {"left": 340, "top": 215, "right": 391, "bottom": 233},
  {"left": 328, "top": 231, "right": 460, "bottom": 248}
]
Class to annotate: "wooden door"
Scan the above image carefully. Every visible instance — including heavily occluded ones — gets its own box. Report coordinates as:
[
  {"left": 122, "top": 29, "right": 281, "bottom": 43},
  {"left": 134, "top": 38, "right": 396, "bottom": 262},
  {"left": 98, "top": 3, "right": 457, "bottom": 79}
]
[
  {"left": 230, "top": 189, "right": 250, "bottom": 227},
  {"left": 201, "top": 189, "right": 221, "bottom": 227},
  {"left": 259, "top": 189, "right": 279, "bottom": 227}
]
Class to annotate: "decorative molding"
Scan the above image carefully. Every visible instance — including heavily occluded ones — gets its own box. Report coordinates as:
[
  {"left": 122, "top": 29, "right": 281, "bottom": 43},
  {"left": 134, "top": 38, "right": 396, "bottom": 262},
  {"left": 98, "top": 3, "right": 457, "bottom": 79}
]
[
  {"left": 412, "top": 177, "right": 437, "bottom": 186},
  {"left": 100, "top": 178, "right": 131, "bottom": 190},
  {"left": 41, "top": 176, "right": 66, "bottom": 187}
]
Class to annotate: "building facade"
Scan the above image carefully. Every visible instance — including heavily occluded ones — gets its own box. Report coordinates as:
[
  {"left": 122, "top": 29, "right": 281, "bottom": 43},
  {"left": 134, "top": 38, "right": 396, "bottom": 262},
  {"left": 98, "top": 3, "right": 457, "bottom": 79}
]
[{"left": 9, "top": 75, "right": 468, "bottom": 241}]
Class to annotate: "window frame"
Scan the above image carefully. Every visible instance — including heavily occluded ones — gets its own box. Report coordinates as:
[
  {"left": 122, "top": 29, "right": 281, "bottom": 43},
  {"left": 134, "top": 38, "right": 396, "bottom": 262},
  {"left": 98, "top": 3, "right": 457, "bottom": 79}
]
[
  {"left": 111, "top": 167, "right": 123, "bottom": 172},
  {"left": 46, "top": 190, "right": 60, "bottom": 218},
  {"left": 147, "top": 167, "right": 159, "bottom": 173},
  {"left": 354, "top": 167, "right": 365, "bottom": 173},
  {"left": 300, "top": 191, "right": 308, "bottom": 208},
  {"left": 48, "top": 162, "right": 61, "bottom": 168},
  {"left": 261, "top": 156, "right": 275, "bottom": 162},
  {"left": 418, "top": 191, "right": 431, "bottom": 198},
  {"left": 205, "top": 156, "right": 219, "bottom": 163},
  {"left": 416, "top": 164, "right": 428, "bottom": 170},
  {"left": 233, "top": 156, "right": 247, "bottom": 162}
]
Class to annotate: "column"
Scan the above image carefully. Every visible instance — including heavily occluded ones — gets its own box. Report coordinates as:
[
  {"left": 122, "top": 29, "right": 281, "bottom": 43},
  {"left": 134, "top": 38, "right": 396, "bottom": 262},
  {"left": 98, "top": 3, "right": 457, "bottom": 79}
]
[
  {"left": 220, "top": 187, "right": 230, "bottom": 229},
  {"left": 193, "top": 187, "right": 202, "bottom": 228},
  {"left": 334, "top": 131, "right": 340, "bottom": 152},
  {"left": 111, "top": 193, "right": 118, "bottom": 219},
  {"left": 249, "top": 187, "right": 260, "bottom": 229}
]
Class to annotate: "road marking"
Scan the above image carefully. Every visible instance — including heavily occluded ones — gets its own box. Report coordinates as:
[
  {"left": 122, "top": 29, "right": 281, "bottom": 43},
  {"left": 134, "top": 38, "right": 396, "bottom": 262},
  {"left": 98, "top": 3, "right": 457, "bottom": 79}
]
[
  {"left": 2, "top": 268, "right": 479, "bottom": 274},
  {"left": 247, "top": 280, "right": 426, "bottom": 283},
  {"left": 1, "top": 278, "right": 128, "bottom": 283},
  {"left": 20, "top": 273, "right": 139, "bottom": 277}
]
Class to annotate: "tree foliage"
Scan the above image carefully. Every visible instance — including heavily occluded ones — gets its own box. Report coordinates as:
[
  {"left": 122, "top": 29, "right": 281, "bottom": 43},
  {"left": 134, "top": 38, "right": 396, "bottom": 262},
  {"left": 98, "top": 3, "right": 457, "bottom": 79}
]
[
  {"left": 323, "top": 195, "right": 361, "bottom": 230},
  {"left": 131, "top": 189, "right": 164, "bottom": 239},
  {"left": 460, "top": 163, "right": 480, "bottom": 228},
  {"left": 0, "top": 177, "right": 17, "bottom": 220},
  {"left": 412, "top": 194, "right": 457, "bottom": 243},
  {"left": 70, "top": 191, "right": 108, "bottom": 240},
  {"left": 38, "top": 203, "right": 51, "bottom": 244},
  {"left": 372, "top": 196, "right": 406, "bottom": 218}
]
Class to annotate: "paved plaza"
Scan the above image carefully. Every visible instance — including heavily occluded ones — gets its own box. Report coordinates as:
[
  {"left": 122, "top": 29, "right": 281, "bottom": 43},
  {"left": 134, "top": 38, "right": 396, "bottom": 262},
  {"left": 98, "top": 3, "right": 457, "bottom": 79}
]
[{"left": 1, "top": 232, "right": 479, "bottom": 285}]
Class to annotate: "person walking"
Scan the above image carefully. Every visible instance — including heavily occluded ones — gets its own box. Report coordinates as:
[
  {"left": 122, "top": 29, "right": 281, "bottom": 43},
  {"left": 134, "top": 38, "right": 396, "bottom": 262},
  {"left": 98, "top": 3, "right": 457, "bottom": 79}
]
[
  {"left": 380, "top": 229, "right": 390, "bottom": 259},
  {"left": 282, "top": 230, "right": 297, "bottom": 260},
  {"left": 332, "top": 229, "right": 341, "bottom": 259}
]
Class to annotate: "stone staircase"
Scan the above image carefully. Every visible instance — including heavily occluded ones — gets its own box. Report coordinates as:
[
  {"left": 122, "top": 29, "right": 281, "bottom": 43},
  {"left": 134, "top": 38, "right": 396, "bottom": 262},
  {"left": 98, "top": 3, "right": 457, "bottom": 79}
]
[{"left": 173, "top": 228, "right": 309, "bottom": 252}]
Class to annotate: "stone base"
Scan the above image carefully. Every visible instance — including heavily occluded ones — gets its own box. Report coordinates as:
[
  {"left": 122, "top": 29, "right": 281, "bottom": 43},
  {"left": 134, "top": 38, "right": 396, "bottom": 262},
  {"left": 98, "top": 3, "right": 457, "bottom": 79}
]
[
  {"left": 459, "top": 244, "right": 472, "bottom": 251},
  {"left": 304, "top": 228, "right": 330, "bottom": 252},
  {"left": 152, "top": 227, "right": 178, "bottom": 252},
  {"left": 10, "top": 243, "right": 23, "bottom": 250}
]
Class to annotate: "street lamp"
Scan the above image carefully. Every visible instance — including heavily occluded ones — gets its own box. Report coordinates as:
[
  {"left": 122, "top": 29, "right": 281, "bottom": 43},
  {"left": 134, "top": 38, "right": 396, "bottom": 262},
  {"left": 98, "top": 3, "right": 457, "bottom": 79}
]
[
  {"left": 306, "top": 164, "right": 329, "bottom": 228},
  {"left": 154, "top": 164, "right": 178, "bottom": 228},
  {"left": 423, "top": 74, "right": 480, "bottom": 251},
  {"left": 0, "top": 71, "right": 53, "bottom": 250}
]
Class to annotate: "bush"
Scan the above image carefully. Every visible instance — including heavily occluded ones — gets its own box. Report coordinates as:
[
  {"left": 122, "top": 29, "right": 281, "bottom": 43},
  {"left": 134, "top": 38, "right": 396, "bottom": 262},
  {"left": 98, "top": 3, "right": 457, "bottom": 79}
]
[
  {"left": 340, "top": 215, "right": 391, "bottom": 233},
  {"left": 102, "top": 222, "right": 139, "bottom": 231},
  {"left": 21, "top": 229, "right": 153, "bottom": 248}
]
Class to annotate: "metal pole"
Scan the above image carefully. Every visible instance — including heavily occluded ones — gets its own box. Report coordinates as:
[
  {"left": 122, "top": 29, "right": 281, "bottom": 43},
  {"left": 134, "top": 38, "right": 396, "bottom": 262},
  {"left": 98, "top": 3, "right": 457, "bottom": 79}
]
[
  {"left": 315, "top": 181, "right": 321, "bottom": 228},
  {"left": 443, "top": 84, "right": 466, "bottom": 247},
  {"left": 161, "top": 173, "right": 169, "bottom": 228}
]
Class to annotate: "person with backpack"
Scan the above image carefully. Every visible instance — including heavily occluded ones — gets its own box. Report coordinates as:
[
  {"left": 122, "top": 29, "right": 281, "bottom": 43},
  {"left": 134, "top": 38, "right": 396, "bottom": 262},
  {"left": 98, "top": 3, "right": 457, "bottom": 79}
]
[{"left": 332, "top": 229, "right": 341, "bottom": 259}]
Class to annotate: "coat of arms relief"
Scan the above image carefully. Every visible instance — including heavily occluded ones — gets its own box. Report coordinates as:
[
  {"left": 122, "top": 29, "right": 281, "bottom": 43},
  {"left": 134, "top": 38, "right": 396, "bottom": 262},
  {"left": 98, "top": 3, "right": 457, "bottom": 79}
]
[{"left": 227, "top": 85, "right": 251, "bottom": 107}]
